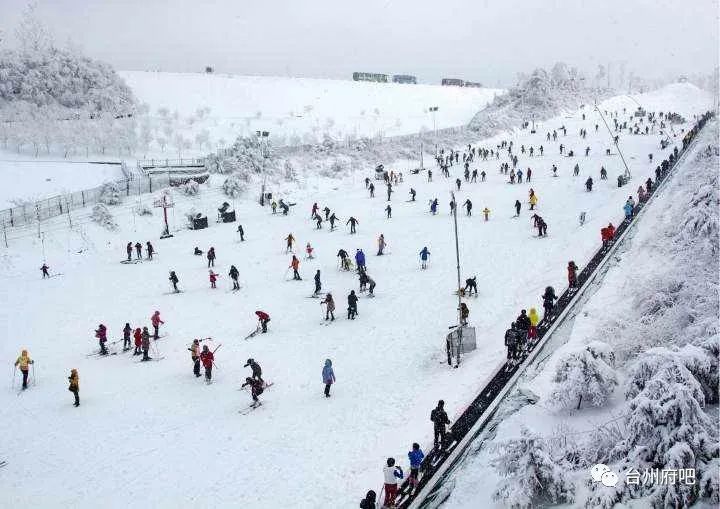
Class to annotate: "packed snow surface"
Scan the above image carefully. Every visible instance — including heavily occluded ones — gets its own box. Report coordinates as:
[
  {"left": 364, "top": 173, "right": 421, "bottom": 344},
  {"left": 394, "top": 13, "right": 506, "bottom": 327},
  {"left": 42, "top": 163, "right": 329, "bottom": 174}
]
[{"left": 0, "top": 83, "right": 712, "bottom": 508}]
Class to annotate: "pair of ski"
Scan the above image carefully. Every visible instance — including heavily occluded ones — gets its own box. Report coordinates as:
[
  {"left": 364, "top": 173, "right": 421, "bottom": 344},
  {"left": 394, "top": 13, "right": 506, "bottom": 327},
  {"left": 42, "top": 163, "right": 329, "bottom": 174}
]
[{"left": 134, "top": 356, "right": 165, "bottom": 363}]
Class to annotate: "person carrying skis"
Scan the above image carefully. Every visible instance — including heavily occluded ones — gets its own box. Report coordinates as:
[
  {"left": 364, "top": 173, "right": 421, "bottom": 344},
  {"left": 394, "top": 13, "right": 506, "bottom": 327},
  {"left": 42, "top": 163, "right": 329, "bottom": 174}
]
[
  {"left": 528, "top": 308, "right": 539, "bottom": 343},
  {"left": 209, "top": 270, "right": 218, "bottom": 289},
  {"left": 514, "top": 200, "right": 521, "bottom": 216},
  {"left": 285, "top": 233, "right": 295, "bottom": 253},
  {"left": 146, "top": 241, "right": 154, "bottom": 260},
  {"left": 419, "top": 246, "right": 430, "bottom": 269},
  {"left": 542, "top": 286, "right": 557, "bottom": 320},
  {"left": 229, "top": 265, "right": 240, "bottom": 290},
  {"left": 126, "top": 242, "right": 132, "bottom": 261},
  {"left": 463, "top": 199, "right": 472, "bottom": 216},
  {"left": 347, "top": 290, "right": 358, "bottom": 319},
  {"left": 384, "top": 204, "right": 392, "bottom": 219},
  {"left": 306, "top": 242, "right": 314, "bottom": 259},
  {"left": 207, "top": 247, "right": 216, "bottom": 268},
  {"left": 199, "top": 345, "right": 214, "bottom": 382},
  {"left": 241, "top": 377, "right": 264, "bottom": 406},
  {"left": 133, "top": 328, "right": 142, "bottom": 355},
  {"left": 483, "top": 207, "right": 490, "bottom": 221},
  {"left": 95, "top": 324, "right": 108, "bottom": 355},
  {"left": 14, "top": 349, "right": 34, "bottom": 390},
  {"left": 408, "top": 443, "right": 425, "bottom": 494},
  {"left": 322, "top": 293, "right": 335, "bottom": 321},
  {"left": 255, "top": 310, "right": 270, "bottom": 333},
  {"left": 355, "top": 249, "right": 366, "bottom": 273},
  {"left": 189, "top": 339, "right": 201, "bottom": 377},
  {"left": 337, "top": 249, "right": 350, "bottom": 271},
  {"left": 41, "top": 263, "right": 50, "bottom": 278},
  {"left": 430, "top": 400, "right": 451, "bottom": 450},
  {"left": 290, "top": 255, "right": 301, "bottom": 280},
  {"left": 135, "top": 242, "right": 142, "bottom": 260},
  {"left": 314, "top": 270, "right": 322, "bottom": 296},
  {"left": 347, "top": 216, "right": 359, "bottom": 234},
  {"left": 141, "top": 326, "right": 151, "bottom": 361},
  {"left": 169, "top": 271, "right": 179, "bottom": 292},
  {"left": 377, "top": 234, "right": 386, "bottom": 256},
  {"left": 237, "top": 224, "right": 245, "bottom": 241},
  {"left": 463, "top": 276, "right": 478, "bottom": 296},
  {"left": 382, "top": 458, "right": 404, "bottom": 508},
  {"left": 322, "top": 358, "right": 335, "bottom": 397},
  {"left": 68, "top": 368, "right": 79, "bottom": 407},
  {"left": 122, "top": 323, "right": 132, "bottom": 351},
  {"left": 244, "top": 358, "right": 264, "bottom": 385},
  {"left": 567, "top": 261, "right": 578, "bottom": 288},
  {"left": 459, "top": 302, "right": 469, "bottom": 325},
  {"left": 151, "top": 311, "right": 164, "bottom": 339}
]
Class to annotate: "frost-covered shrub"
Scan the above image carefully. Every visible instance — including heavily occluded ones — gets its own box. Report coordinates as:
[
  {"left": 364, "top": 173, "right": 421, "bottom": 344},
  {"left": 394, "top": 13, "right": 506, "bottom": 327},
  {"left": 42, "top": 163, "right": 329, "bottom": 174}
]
[
  {"left": 222, "top": 175, "right": 246, "bottom": 198},
  {"left": 204, "top": 153, "right": 220, "bottom": 173},
  {"left": 283, "top": 160, "right": 296, "bottom": 181},
  {"left": 133, "top": 202, "right": 153, "bottom": 216},
  {"left": 91, "top": 203, "right": 117, "bottom": 230},
  {"left": 550, "top": 341, "right": 617, "bottom": 410},
  {"left": 98, "top": 182, "right": 122, "bottom": 205},
  {"left": 492, "top": 426, "right": 575, "bottom": 508},
  {"left": 179, "top": 180, "right": 200, "bottom": 196}
]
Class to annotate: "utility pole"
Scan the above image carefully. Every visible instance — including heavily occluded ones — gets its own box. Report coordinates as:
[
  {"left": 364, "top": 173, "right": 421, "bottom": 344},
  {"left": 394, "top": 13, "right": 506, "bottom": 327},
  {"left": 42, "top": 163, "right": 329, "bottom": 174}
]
[
  {"left": 450, "top": 190, "right": 463, "bottom": 368},
  {"left": 429, "top": 106, "right": 439, "bottom": 155},
  {"left": 257, "top": 131, "right": 270, "bottom": 206}
]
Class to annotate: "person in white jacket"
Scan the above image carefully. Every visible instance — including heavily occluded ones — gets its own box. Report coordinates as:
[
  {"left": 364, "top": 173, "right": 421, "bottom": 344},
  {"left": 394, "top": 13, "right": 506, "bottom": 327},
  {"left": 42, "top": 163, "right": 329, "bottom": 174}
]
[{"left": 382, "top": 457, "right": 404, "bottom": 508}]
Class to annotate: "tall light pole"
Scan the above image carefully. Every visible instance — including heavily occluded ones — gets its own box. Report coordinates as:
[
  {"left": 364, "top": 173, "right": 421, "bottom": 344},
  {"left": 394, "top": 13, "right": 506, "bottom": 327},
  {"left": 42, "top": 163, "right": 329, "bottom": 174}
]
[
  {"left": 256, "top": 130, "right": 270, "bottom": 206},
  {"left": 450, "top": 190, "right": 463, "bottom": 368},
  {"left": 429, "top": 106, "right": 439, "bottom": 155}
]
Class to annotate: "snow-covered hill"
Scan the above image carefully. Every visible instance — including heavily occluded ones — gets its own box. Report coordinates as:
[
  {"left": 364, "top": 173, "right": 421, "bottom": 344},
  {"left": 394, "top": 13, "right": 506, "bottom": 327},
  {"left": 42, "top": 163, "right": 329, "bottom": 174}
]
[{"left": 0, "top": 83, "right": 712, "bottom": 508}]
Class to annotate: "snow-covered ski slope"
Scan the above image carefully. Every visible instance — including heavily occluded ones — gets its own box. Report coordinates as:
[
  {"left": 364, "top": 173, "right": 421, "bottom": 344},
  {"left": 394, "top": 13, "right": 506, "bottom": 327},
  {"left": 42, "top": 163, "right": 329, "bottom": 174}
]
[
  {"left": 121, "top": 70, "right": 502, "bottom": 141},
  {"left": 0, "top": 83, "right": 711, "bottom": 508}
]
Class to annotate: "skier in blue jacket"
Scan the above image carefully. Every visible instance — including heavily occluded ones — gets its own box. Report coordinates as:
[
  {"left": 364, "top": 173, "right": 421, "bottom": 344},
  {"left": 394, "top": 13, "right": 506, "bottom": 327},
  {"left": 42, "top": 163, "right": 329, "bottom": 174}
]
[
  {"left": 623, "top": 200, "right": 634, "bottom": 220},
  {"left": 419, "top": 247, "right": 430, "bottom": 269},
  {"left": 322, "top": 359, "right": 335, "bottom": 398},
  {"left": 355, "top": 249, "right": 366, "bottom": 273},
  {"left": 408, "top": 443, "right": 425, "bottom": 493}
]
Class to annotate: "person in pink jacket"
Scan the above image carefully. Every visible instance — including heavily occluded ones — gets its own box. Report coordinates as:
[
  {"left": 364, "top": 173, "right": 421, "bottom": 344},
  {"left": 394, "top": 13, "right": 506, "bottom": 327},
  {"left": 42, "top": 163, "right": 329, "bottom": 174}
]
[{"left": 151, "top": 311, "right": 164, "bottom": 339}]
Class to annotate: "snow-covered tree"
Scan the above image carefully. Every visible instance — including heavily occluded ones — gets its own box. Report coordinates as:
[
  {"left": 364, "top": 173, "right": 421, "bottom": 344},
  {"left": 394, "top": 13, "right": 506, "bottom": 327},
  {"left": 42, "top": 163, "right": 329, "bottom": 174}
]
[
  {"left": 179, "top": 180, "right": 200, "bottom": 196},
  {"left": 550, "top": 341, "right": 618, "bottom": 410},
  {"left": 98, "top": 182, "right": 122, "bottom": 205},
  {"left": 133, "top": 201, "right": 153, "bottom": 216},
  {"left": 222, "top": 175, "right": 246, "bottom": 198},
  {"left": 91, "top": 203, "right": 117, "bottom": 231},
  {"left": 492, "top": 426, "right": 575, "bottom": 509}
]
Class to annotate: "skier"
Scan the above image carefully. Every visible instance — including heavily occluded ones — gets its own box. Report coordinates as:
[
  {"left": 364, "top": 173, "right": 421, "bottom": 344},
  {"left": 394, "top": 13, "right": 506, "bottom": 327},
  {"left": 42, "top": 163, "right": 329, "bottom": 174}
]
[
  {"left": 337, "top": 249, "right": 350, "bottom": 271},
  {"left": 542, "top": 286, "right": 558, "bottom": 320},
  {"left": 141, "top": 326, "right": 151, "bottom": 361},
  {"left": 237, "top": 224, "right": 245, "bottom": 241},
  {"left": 146, "top": 241, "right": 154, "bottom": 260},
  {"left": 126, "top": 242, "right": 132, "bottom": 261},
  {"left": 481, "top": 170, "right": 486, "bottom": 181},
  {"left": 135, "top": 242, "right": 142, "bottom": 260},
  {"left": 409, "top": 188, "right": 416, "bottom": 201},
  {"left": 483, "top": 207, "right": 490, "bottom": 221},
  {"left": 408, "top": 443, "right": 425, "bottom": 494},
  {"left": 369, "top": 182, "right": 375, "bottom": 197},
  {"left": 355, "top": 249, "right": 366, "bottom": 273},
  {"left": 529, "top": 190, "right": 538, "bottom": 210},
  {"left": 386, "top": 183, "right": 393, "bottom": 201},
  {"left": 315, "top": 215, "right": 323, "bottom": 229},
  {"left": 133, "top": 327, "right": 142, "bottom": 355},
  {"left": 459, "top": 302, "right": 469, "bottom": 325},
  {"left": 585, "top": 177, "right": 594, "bottom": 192},
  {"left": 122, "top": 323, "right": 132, "bottom": 351},
  {"left": 314, "top": 270, "right": 322, "bottom": 296},
  {"left": 515, "top": 309, "right": 530, "bottom": 351},
  {"left": 419, "top": 246, "right": 430, "bottom": 269},
  {"left": 189, "top": 339, "right": 201, "bottom": 377},
  {"left": 207, "top": 247, "right": 216, "bottom": 268},
  {"left": 209, "top": 270, "right": 218, "bottom": 289},
  {"left": 515, "top": 199, "right": 521, "bottom": 216},
  {"left": 329, "top": 213, "right": 338, "bottom": 230},
  {"left": 624, "top": 199, "right": 634, "bottom": 220},
  {"left": 471, "top": 169, "right": 478, "bottom": 182},
  {"left": 322, "top": 358, "right": 335, "bottom": 397},
  {"left": 600, "top": 167, "right": 607, "bottom": 180},
  {"left": 68, "top": 368, "right": 79, "bottom": 407},
  {"left": 430, "top": 198, "right": 438, "bottom": 215},
  {"left": 306, "top": 242, "right": 314, "bottom": 259},
  {"left": 323, "top": 206, "right": 331, "bottom": 220},
  {"left": 382, "top": 458, "right": 404, "bottom": 508},
  {"left": 463, "top": 199, "right": 472, "bottom": 216},
  {"left": 151, "top": 311, "right": 164, "bottom": 339},
  {"left": 377, "top": 234, "right": 386, "bottom": 256},
  {"left": 455, "top": 178, "right": 461, "bottom": 191},
  {"left": 194, "top": 247, "right": 203, "bottom": 256},
  {"left": 255, "top": 310, "right": 271, "bottom": 333},
  {"left": 271, "top": 201, "right": 277, "bottom": 214},
  {"left": 311, "top": 202, "right": 319, "bottom": 219},
  {"left": 241, "top": 377, "right": 264, "bottom": 407},
  {"left": 347, "top": 216, "right": 359, "bottom": 234},
  {"left": 285, "top": 233, "right": 295, "bottom": 253},
  {"left": 528, "top": 308, "right": 539, "bottom": 343},
  {"left": 504, "top": 323, "right": 518, "bottom": 364},
  {"left": 169, "top": 271, "right": 179, "bottom": 293},
  {"left": 537, "top": 217, "right": 548, "bottom": 237},
  {"left": 463, "top": 276, "right": 478, "bottom": 296},
  {"left": 290, "top": 255, "right": 301, "bottom": 280},
  {"left": 322, "top": 293, "right": 335, "bottom": 321},
  {"left": 14, "top": 349, "right": 34, "bottom": 390},
  {"left": 427, "top": 169, "right": 432, "bottom": 182},
  {"left": 244, "top": 358, "right": 264, "bottom": 385},
  {"left": 199, "top": 345, "right": 214, "bottom": 382},
  {"left": 645, "top": 177, "right": 653, "bottom": 194},
  {"left": 278, "top": 199, "right": 290, "bottom": 215},
  {"left": 95, "top": 324, "right": 108, "bottom": 355},
  {"left": 229, "top": 265, "right": 240, "bottom": 290},
  {"left": 526, "top": 168, "right": 532, "bottom": 182},
  {"left": 430, "top": 400, "right": 451, "bottom": 450},
  {"left": 41, "top": 263, "right": 50, "bottom": 278},
  {"left": 568, "top": 261, "right": 578, "bottom": 288},
  {"left": 347, "top": 290, "right": 358, "bottom": 319},
  {"left": 573, "top": 164, "right": 580, "bottom": 176},
  {"left": 367, "top": 274, "right": 376, "bottom": 296}
]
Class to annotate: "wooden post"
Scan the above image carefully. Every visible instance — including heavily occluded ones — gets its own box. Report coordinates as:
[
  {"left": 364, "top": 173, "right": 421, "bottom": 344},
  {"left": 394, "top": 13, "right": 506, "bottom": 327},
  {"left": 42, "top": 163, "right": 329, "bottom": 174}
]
[
  {"left": 2, "top": 221, "right": 7, "bottom": 248},
  {"left": 81, "top": 191, "right": 85, "bottom": 206}
]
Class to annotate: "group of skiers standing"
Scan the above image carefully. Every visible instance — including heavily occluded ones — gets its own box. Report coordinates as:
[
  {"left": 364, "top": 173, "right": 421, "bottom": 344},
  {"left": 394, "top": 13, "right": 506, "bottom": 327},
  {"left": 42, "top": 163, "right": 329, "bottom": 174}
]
[{"left": 126, "top": 241, "right": 155, "bottom": 261}]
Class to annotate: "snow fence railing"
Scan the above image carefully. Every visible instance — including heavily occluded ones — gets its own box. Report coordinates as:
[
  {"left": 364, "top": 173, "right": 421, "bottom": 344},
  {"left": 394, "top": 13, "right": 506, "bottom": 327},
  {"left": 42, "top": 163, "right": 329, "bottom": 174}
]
[{"left": 391, "top": 111, "right": 715, "bottom": 509}]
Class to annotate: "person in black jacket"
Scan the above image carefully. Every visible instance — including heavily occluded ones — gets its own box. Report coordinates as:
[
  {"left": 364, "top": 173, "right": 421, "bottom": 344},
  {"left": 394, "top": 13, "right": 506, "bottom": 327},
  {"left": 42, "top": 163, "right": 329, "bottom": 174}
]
[
  {"left": 169, "top": 271, "right": 180, "bottom": 292},
  {"left": 347, "top": 290, "right": 358, "bottom": 319},
  {"left": 430, "top": 400, "right": 451, "bottom": 449},
  {"left": 229, "top": 265, "right": 240, "bottom": 290},
  {"left": 314, "top": 270, "right": 322, "bottom": 296},
  {"left": 542, "top": 286, "right": 557, "bottom": 319},
  {"left": 515, "top": 310, "right": 530, "bottom": 352},
  {"left": 244, "top": 358, "right": 264, "bottom": 385},
  {"left": 505, "top": 323, "right": 518, "bottom": 363},
  {"left": 359, "top": 490, "right": 376, "bottom": 509}
]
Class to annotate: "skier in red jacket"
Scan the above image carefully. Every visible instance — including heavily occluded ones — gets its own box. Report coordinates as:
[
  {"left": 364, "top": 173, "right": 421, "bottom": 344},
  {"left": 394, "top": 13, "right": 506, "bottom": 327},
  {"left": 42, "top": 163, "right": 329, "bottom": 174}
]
[
  {"left": 567, "top": 261, "right": 578, "bottom": 288},
  {"left": 151, "top": 311, "right": 164, "bottom": 339},
  {"left": 133, "top": 328, "right": 142, "bottom": 356},
  {"left": 209, "top": 270, "right": 218, "bottom": 289},
  {"left": 255, "top": 310, "right": 270, "bottom": 333},
  {"left": 199, "top": 345, "right": 214, "bottom": 382}
]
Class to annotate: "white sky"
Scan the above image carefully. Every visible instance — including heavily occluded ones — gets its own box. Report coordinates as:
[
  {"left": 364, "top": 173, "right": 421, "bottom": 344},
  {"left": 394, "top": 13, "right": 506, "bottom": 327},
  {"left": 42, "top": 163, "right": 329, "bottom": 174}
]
[{"left": 0, "top": 0, "right": 717, "bottom": 86}]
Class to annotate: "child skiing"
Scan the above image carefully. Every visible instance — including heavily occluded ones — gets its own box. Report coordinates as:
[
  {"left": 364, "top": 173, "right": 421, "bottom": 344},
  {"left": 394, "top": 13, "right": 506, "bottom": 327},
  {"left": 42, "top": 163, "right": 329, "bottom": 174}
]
[
  {"left": 141, "top": 327, "right": 151, "bottom": 361},
  {"left": 290, "top": 255, "right": 301, "bottom": 280},
  {"left": 347, "top": 290, "right": 358, "bottom": 319},
  {"left": 151, "top": 311, "right": 164, "bottom": 339},
  {"left": 285, "top": 233, "right": 295, "bottom": 253},
  {"left": 68, "top": 369, "right": 79, "bottom": 407},
  {"left": 229, "top": 265, "right": 240, "bottom": 290},
  {"left": 95, "top": 324, "right": 108, "bottom": 355},
  {"left": 322, "top": 293, "right": 335, "bottom": 321},
  {"left": 122, "top": 323, "right": 132, "bottom": 351},
  {"left": 189, "top": 339, "right": 201, "bottom": 377},
  {"left": 169, "top": 271, "right": 180, "bottom": 293},
  {"left": 199, "top": 344, "right": 215, "bottom": 383},
  {"left": 40, "top": 264, "right": 50, "bottom": 278},
  {"left": 133, "top": 327, "right": 142, "bottom": 355},
  {"left": 209, "top": 270, "right": 218, "bottom": 289},
  {"left": 314, "top": 270, "right": 322, "bottom": 296},
  {"left": 244, "top": 358, "right": 264, "bottom": 385},
  {"left": 241, "top": 377, "right": 264, "bottom": 407},
  {"left": 419, "top": 247, "right": 431, "bottom": 269},
  {"left": 255, "top": 310, "right": 270, "bottom": 333},
  {"left": 322, "top": 359, "right": 335, "bottom": 397},
  {"left": 14, "top": 350, "right": 34, "bottom": 390}
]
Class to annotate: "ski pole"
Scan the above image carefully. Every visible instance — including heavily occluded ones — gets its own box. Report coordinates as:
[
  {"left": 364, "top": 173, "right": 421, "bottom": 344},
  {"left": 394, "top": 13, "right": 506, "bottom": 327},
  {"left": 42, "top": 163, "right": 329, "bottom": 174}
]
[
  {"left": 11, "top": 365, "right": 16, "bottom": 389},
  {"left": 32, "top": 362, "right": 37, "bottom": 386}
]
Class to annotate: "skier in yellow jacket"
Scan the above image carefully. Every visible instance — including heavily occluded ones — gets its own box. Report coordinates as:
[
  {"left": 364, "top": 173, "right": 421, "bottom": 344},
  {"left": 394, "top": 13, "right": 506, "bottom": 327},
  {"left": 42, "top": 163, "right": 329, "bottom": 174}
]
[
  {"left": 528, "top": 308, "right": 540, "bottom": 342},
  {"left": 14, "top": 350, "right": 34, "bottom": 390}
]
